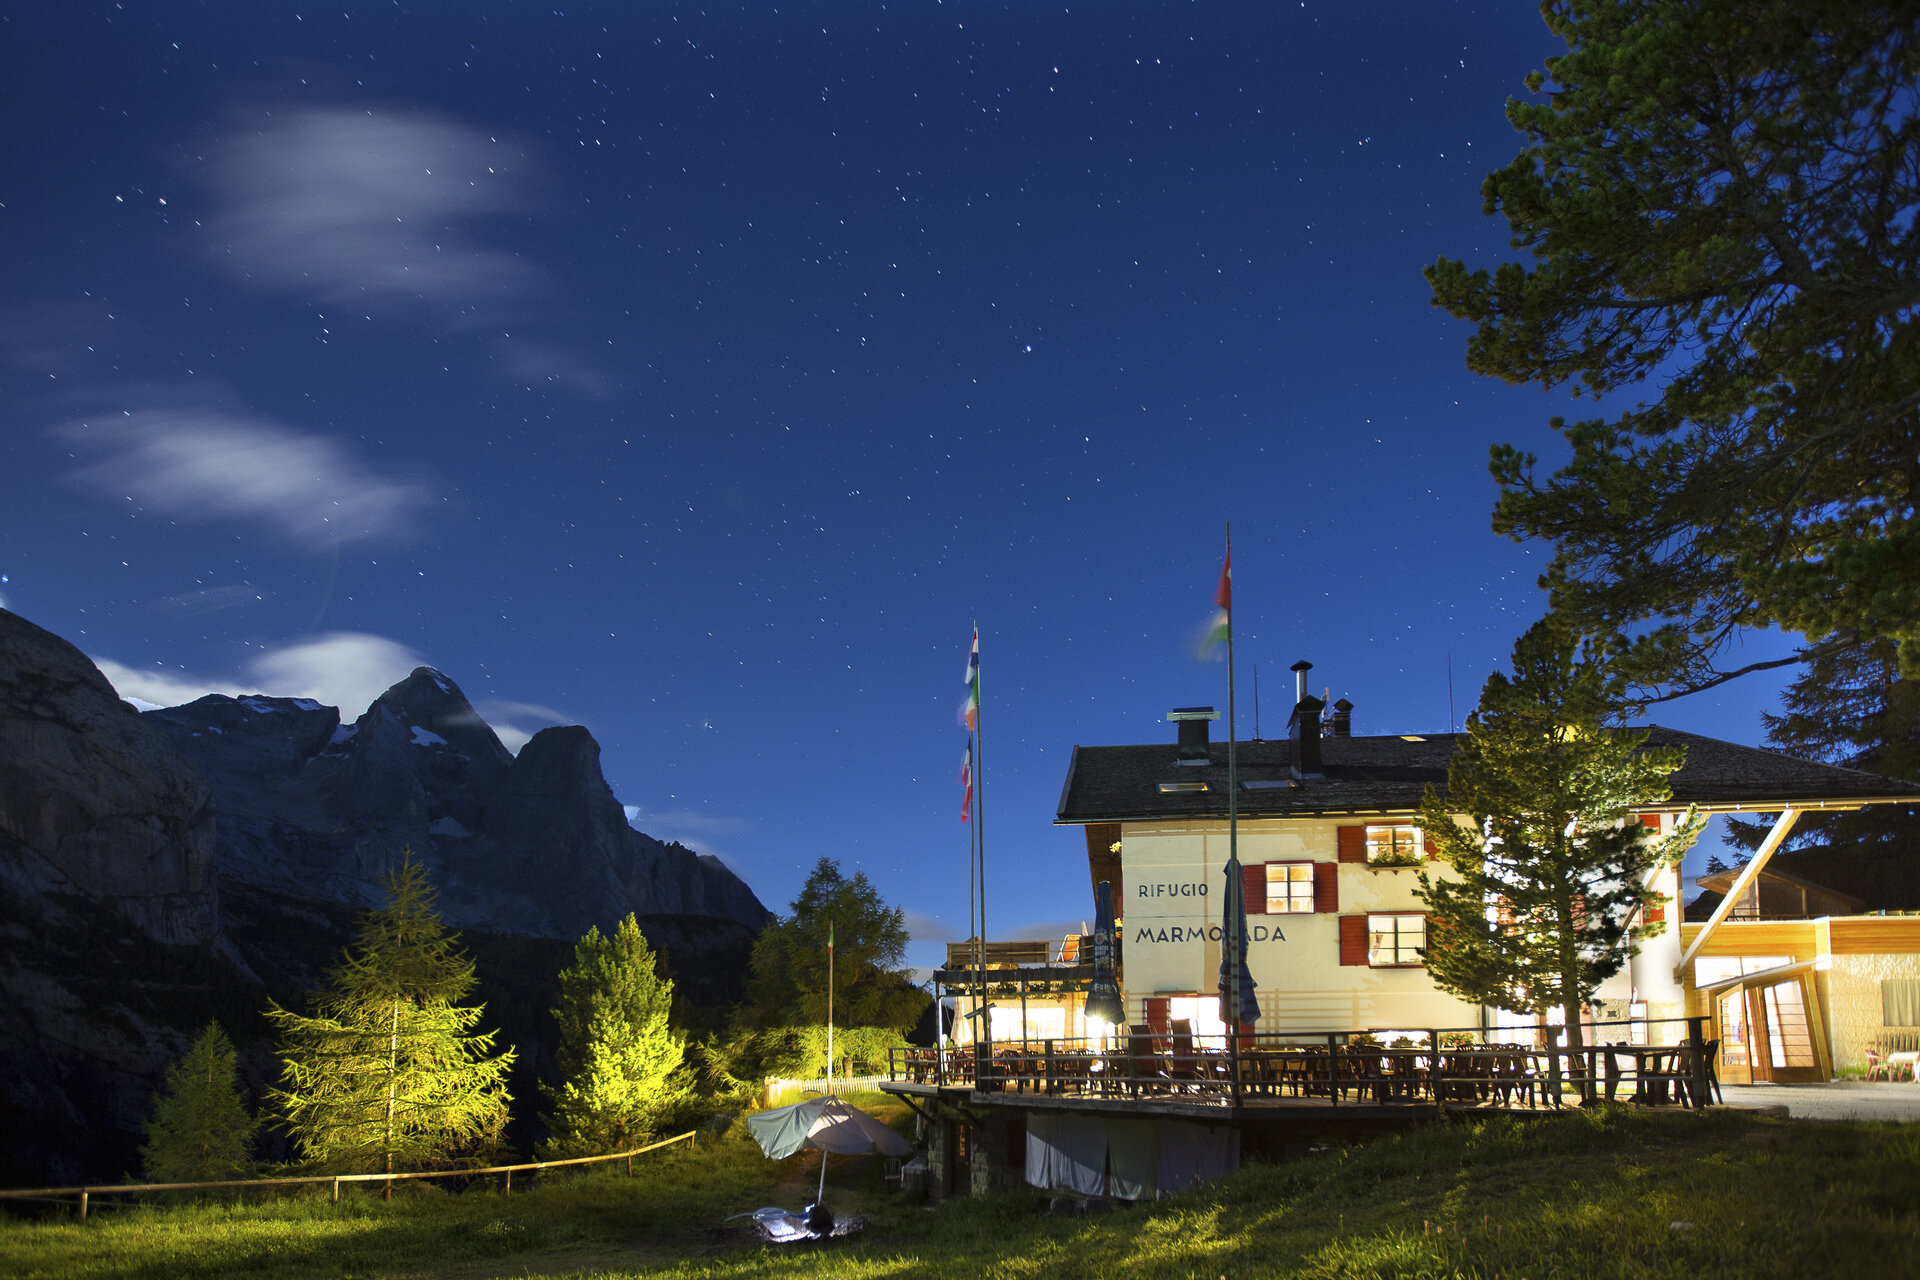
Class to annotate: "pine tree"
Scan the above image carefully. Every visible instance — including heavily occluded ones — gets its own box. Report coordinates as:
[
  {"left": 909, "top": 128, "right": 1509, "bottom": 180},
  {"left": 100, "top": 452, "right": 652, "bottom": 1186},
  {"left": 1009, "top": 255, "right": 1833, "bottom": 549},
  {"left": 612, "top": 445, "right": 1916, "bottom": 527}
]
[
  {"left": 139, "top": 1021, "right": 257, "bottom": 1184},
  {"left": 1728, "top": 638, "right": 1920, "bottom": 857},
  {"left": 739, "top": 857, "right": 925, "bottom": 1037},
  {"left": 267, "top": 853, "right": 513, "bottom": 1179},
  {"left": 1416, "top": 618, "right": 1704, "bottom": 1096},
  {"left": 542, "top": 914, "right": 686, "bottom": 1157}
]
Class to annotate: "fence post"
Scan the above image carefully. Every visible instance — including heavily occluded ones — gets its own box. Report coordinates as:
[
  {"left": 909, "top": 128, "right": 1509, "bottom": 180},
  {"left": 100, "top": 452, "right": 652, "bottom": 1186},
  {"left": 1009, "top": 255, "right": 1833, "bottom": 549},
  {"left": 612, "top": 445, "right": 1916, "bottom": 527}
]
[
  {"left": 78, "top": 1191, "right": 88, "bottom": 1222},
  {"left": 503, "top": 1169, "right": 512, "bottom": 1195},
  {"left": 1545, "top": 1025, "right": 1563, "bottom": 1107},
  {"left": 332, "top": 1178, "right": 340, "bottom": 1204},
  {"left": 626, "top": 1155, "right": 633, "bottom": 1177}
]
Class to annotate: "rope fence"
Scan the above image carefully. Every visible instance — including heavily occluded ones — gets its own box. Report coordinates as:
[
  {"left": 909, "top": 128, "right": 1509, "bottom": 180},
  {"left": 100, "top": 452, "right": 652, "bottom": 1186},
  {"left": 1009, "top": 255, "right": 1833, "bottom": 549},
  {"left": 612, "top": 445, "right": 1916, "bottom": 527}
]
[{"left": 0, "top": 1130, "right": 697, "bottom": 1221}]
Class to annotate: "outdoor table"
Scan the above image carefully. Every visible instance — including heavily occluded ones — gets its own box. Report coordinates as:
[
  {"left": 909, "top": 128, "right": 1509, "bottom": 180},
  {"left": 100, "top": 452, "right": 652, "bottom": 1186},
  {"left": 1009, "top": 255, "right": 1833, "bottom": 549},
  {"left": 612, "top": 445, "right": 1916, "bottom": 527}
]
[
  {"left": 1889, "top": 1050, "right": 1920, "bottom": 1082},
  {"left": 1598, "top": 1045, "right": 1690, "bottom": 1104}
]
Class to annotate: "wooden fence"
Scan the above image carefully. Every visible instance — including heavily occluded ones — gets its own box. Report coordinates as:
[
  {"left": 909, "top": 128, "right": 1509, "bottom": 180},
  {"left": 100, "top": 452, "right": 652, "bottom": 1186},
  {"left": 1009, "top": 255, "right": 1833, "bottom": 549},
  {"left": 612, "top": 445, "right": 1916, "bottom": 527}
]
[{"left": 0, "top": 1130, "right": 697, "bottom": 1221}]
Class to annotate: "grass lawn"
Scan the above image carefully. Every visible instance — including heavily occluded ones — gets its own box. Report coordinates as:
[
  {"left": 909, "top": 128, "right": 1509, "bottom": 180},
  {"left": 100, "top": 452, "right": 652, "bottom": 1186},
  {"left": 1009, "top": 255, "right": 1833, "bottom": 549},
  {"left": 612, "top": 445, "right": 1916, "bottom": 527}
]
[{"left": 3, "top": 1095, "right": 1915, "bottom": 1279}]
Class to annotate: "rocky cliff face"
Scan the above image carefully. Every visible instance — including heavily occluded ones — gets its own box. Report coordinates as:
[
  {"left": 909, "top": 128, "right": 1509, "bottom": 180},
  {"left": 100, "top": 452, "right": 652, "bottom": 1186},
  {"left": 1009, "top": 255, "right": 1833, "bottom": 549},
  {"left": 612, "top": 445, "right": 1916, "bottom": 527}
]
[
  {"left": 0, "top": 612, "right": 221, "bottom": 948},
  {"left": 145, "top": 667, "right": 769, "bottom": 936},
  {"left": 0, "top": 610, "right": 240, "bottom": 1183}
]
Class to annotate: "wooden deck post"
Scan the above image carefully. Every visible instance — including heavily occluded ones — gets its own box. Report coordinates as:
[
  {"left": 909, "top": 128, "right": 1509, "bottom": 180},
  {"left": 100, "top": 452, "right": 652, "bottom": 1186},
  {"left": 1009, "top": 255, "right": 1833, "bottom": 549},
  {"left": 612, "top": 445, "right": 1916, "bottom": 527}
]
[
  {"left": 1686, "top": 1016, "right": 1711, "bottom": 1109},
  {"left": 503, "top": 1169, "right": 512, "bottom": 1194},
  {"left": 1428, "top": 1029, "right": 1443, "bottom": 1116},
  {"left": 1545, "top": 1025, "right": 1563, "bottom": 1107},
  {"left": 1326, "top": 1033, "right": 1340, "bottom": 1107}
]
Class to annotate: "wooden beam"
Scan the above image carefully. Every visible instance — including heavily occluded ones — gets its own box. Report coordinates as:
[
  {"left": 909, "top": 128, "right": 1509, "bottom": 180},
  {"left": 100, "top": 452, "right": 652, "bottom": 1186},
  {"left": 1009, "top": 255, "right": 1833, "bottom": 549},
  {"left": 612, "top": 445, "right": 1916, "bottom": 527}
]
[{"left": 1675, "top": 807, "right": 1800, "bottom": 980}]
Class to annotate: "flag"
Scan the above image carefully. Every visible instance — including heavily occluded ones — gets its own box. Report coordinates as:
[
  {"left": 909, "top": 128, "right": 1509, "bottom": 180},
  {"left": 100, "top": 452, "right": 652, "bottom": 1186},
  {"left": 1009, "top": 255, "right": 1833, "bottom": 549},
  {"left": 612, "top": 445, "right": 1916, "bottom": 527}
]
[
  {"left": 827, "top": 921, "right": 834, "bottom": 953},
  {"left": 960, "top": 627, "right": 980, "bottom": 730},
  {"left": 959, "top": 740, "right": 974, "bottom": 823},
  {"left": 1198, "top": 539, "right": 1231, "bottom": 660}
]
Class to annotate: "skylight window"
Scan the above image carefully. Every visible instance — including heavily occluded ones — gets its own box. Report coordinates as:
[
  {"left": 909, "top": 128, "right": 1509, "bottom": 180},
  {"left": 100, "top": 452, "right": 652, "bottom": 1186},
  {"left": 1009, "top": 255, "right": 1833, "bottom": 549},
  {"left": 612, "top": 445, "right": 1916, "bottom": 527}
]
[{"left": 1158, "top": 780, "right": 1209, "bottom": 793}]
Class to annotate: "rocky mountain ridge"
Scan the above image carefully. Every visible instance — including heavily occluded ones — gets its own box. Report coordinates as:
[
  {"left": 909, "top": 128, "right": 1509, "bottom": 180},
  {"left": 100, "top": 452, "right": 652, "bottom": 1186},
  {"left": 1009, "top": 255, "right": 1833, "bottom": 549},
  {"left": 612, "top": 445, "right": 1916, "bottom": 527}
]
[
  {"left": 144, "top": 666, "right": 767, "bottom": 937},
  {"left": 0, "top": 608, "right": 767, "bottom": 1183}
]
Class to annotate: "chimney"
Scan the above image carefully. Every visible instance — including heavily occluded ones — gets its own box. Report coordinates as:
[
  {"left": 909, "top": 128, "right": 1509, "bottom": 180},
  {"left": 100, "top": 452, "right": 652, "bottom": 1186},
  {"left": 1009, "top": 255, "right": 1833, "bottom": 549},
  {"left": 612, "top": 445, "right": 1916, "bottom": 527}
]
[
  {"left": 1330, "top": 697, "right": 1354, "bottom": 738},
  {"left": 1288, "top": 661, "right": 1324, "bottom": 776},
  {"left": 1168, "top": 707, "right": 1219, "bottom": 765}
]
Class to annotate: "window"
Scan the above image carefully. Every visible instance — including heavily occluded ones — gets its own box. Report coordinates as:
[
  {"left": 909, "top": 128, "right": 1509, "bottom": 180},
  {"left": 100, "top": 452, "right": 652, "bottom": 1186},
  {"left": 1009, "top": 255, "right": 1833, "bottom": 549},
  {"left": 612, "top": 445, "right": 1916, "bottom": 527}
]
[
  {"left": 1884, "top": 979, "right": 1920, "bottom": 1028},
  {"left": 1264, "top": 862, "right": 1316, "bottom": 914},
  {"left": 1366, "top": 825, "right": 1423, "bottom": 866},
  {"left": 1367, "top": 913, "right": 1426, "bottom": 966}
]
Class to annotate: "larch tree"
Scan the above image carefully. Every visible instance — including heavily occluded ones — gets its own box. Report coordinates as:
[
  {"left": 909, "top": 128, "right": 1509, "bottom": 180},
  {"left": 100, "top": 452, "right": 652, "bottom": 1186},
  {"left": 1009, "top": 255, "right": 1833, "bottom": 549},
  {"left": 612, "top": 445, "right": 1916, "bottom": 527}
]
[
  {"left": 543, "top": 914, "right": 686, "bottom": 1157},
  {"left": 1416, "top": 618, "right": 1705, "bottom": 1095},
  {"left": 267, "top": 853, "right": 513, "bottom": 1180},
  {"left": 1426, "top": 1, "right": 1920, "bottom": 695},
  {"left": 139, "top": 1020, "right": 257, "bottom": 1184}
]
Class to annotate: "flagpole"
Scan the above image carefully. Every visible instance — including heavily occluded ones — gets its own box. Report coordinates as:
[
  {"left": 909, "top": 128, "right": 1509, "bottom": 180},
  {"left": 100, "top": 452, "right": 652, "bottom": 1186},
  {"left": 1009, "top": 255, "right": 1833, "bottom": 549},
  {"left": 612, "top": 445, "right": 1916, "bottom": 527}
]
[
  {"left": 827, "top": 917, "right": 834, "bottom": 1097},
  {"left": 1225, "top": 523, "right": 1241, "bottom": 1073},
  {"left": 974, "top": 623, "right": 989, "bottom": 1072}
]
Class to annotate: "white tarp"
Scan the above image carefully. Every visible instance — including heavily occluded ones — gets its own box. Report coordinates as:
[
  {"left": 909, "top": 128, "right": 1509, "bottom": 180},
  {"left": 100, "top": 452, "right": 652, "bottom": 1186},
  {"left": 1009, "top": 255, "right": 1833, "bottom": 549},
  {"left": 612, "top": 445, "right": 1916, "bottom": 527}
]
[{"left": 744, "top": 1095, "right": 911, "bottom": 1160}]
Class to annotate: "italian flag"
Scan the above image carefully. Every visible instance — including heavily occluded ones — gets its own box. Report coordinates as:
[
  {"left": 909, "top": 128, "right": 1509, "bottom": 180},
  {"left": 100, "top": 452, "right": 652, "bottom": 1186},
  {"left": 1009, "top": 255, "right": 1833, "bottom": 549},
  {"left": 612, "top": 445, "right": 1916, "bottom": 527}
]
[
  {"left": 1199, "top": 540, "right": 1231, "bottom": 659},
  {"left": 960, "top": 627, "right": 980, "bottom": 731}
]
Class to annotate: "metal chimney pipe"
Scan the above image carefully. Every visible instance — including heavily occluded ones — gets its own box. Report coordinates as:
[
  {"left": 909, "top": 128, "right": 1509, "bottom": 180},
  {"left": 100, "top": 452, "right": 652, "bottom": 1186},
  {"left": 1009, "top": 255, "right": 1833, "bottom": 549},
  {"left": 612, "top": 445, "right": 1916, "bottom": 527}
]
[{"left": 1291, "top": 660, "right": 1312, "bottom": 705}]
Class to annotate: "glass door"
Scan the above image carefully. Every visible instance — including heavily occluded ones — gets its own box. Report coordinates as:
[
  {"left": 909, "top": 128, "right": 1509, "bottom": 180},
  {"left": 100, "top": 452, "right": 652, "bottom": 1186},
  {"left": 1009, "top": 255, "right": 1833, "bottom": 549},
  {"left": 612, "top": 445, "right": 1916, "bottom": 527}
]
[{"left": 1717, "top": 990, "right": 1752, "bottom": 1085}]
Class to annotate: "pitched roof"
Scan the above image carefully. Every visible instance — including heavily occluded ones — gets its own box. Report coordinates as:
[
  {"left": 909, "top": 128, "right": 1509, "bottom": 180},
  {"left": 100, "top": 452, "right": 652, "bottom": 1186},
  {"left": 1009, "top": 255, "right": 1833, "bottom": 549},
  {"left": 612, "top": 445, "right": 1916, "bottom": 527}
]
[{"left": 1054, "top": 726, "right": 1920, "bottom": 825}]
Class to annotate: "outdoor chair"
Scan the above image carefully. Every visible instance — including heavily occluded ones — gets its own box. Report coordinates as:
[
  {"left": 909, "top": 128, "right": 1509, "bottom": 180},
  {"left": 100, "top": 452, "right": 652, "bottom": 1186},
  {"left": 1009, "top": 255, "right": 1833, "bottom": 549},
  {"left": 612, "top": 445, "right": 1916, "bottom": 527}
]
[
  {"left": 1700, "top": 1039, "right": 1725, "bottom": 1104},
  {"left": 1126, "top": 1025, "right": 1171, "bottom": 1096},
  {"left": 1866, "top": 1048, "right": 1891, "bottom": 1082},
  {"left": 1169, "top": 1019, "right": 1203, "bottom": 1090}
]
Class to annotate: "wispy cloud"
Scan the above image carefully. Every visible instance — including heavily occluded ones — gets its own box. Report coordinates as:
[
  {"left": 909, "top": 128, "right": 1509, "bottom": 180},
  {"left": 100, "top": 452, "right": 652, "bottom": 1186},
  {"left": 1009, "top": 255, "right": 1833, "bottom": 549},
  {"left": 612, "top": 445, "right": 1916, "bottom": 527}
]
[
  {"left": 94, "top": 631, "right": 572, "bottom": 752},
  {"left": 205, "top": 107, "right": 543, "bottom": 319},
  {"left": 473, "top": 698, "right": 573, "bottom": 754},
  {"left": 60, "top": 410, "right": 428, "bottom": 549},
  {"left": 249, "top": 632, "right": 426, "bottom": 718}
]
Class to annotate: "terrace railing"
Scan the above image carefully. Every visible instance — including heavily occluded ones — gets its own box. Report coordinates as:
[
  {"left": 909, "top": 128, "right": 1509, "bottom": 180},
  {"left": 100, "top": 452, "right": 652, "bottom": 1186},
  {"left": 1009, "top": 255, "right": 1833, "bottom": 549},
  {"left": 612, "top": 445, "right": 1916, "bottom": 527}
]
[{"left": 887, "top": 1017, "right": 1715, "bottom": 1112}]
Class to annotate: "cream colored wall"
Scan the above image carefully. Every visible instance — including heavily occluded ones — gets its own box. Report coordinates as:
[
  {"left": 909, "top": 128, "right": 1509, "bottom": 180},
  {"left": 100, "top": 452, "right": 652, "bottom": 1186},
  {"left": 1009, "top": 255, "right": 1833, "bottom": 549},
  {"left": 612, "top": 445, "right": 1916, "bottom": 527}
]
[
  {"left": 1827, "top": 953, "right": 1920, "bottom": 1071},
  {"left": 1120, "top": 817, "right": 1478, "bottom": 1035}
]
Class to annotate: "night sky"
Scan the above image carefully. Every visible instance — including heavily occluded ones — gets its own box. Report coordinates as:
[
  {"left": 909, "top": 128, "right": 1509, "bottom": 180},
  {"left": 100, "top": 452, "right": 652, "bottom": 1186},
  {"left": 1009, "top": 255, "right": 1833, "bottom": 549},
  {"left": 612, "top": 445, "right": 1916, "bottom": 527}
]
[{"left": 2, "top": 2, "right": 1794, "bottom": 973}]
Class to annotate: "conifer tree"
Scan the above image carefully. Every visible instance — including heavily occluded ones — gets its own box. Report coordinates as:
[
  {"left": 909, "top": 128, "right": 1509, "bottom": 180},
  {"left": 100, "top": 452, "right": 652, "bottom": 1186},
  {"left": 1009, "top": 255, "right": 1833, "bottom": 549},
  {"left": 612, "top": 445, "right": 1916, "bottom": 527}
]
[
  {"left": 267, "top": 853, "right": 513, "bottom": 1179},
  {"left": 1416, "top": 618, "right": 1704, "bottom": 1095},
  {"left": 1728, "top": 638, "right": 1920, "bottom": 857},
  {"left": 543, "top": 914, "right": 686, "bottom": 1156},
  {"left": 140, "top": 1020, "right": 257, "bottom": 1184}
]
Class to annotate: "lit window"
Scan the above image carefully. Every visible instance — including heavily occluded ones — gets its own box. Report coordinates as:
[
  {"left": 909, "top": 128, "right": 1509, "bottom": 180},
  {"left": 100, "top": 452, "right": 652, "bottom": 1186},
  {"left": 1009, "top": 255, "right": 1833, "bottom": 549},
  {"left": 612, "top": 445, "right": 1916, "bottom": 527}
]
[
  {"left": 1367, "top": 913, "right": 1426, "bottom": 966},
  {"left": 1264, "top": 862, "right": 1315, "bottom": 913},
  {"left": 1365, "top": 825, "right": 1423, "bottom": 866}
]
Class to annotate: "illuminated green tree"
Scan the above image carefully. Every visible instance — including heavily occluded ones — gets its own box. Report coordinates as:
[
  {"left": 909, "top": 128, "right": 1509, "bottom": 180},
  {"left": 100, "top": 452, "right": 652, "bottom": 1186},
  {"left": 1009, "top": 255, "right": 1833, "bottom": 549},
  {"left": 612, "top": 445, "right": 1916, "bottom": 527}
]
[
  {"left": 139, "top": 1021, "right": 257, "bottom": 1184},
  {"left": 1416, "top": 618, "right": 1703, "bottom": 1093},
  {"left": 542, "top": 914, "right": 686, "bottom": 1156},
  {"left": 267, "top": 854, "right": 513, "bottom": 1177}
]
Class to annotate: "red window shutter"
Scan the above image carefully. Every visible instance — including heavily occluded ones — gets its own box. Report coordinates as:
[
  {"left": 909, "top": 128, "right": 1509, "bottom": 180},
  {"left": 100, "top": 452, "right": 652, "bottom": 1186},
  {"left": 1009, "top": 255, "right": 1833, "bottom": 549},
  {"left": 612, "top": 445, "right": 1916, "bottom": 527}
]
[
  {"left": 1640, "top": 813, "right": 1661, "bottom": 829},
  {"left": 1144, "top": 997, "right": 1171, "bottom": 1033},
  {"left": 1243, "top": 863, "right": 1267, "bottom": 915},
  {"left": 1338, "top": 915, "right": 1368, "bottom": 966},
  {"left": 1313, "top": 862, "right": 1339, "bottom": 914},
  {"left": 1423, "top": 833, "right": 1439, "bottom": 860},
  {"left": 1337, "top": 825, "right": 1367, "bottom": 863}
]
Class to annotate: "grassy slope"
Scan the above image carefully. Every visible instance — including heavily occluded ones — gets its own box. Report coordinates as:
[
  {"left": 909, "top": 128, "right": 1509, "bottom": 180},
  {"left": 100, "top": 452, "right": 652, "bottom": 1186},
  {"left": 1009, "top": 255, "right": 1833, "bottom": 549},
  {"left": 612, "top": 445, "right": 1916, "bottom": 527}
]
[{"left": 4, "top": 1099, "right": 1916, "bottom": 1280}]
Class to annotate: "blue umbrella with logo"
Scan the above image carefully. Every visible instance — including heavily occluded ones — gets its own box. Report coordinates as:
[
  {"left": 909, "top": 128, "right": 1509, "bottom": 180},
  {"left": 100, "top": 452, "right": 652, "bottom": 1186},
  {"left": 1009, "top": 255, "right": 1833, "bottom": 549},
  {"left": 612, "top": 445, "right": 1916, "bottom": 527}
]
[{"left": 1083, "top": 879, "right": 1124, "bottom": 1026}]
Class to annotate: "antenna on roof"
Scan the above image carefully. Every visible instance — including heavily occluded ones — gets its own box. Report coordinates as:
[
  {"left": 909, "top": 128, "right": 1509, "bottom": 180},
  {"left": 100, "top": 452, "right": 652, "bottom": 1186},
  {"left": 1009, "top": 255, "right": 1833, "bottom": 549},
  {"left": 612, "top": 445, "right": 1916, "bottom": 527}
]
[{"left": 1447, "top": 651, "right": 1457, "bottom": 735}]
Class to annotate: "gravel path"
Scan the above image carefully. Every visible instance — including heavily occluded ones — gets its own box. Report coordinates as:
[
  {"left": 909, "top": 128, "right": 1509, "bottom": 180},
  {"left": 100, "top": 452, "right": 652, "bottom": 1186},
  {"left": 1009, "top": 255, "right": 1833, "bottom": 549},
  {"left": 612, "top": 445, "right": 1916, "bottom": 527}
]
[{"left": 1719, "top": 1081, "right": 1920, "bottom": 1121}]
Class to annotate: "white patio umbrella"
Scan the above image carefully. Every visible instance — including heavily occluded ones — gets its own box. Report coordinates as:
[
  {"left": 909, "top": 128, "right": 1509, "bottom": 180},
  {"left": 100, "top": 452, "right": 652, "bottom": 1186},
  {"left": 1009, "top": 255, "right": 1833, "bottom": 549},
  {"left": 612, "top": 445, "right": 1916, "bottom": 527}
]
[{"left": 745, "top": 1094, "right": 911, "bottom": 1203}]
